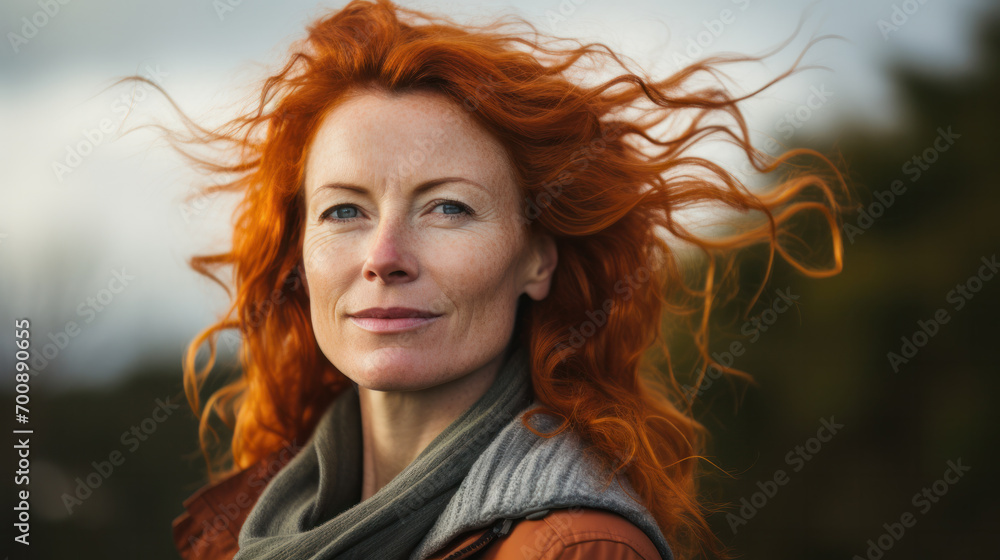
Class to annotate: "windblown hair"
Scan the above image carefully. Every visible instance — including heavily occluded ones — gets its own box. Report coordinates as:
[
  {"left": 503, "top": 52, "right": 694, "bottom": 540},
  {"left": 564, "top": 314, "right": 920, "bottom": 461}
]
[{"left": 129, "top": 1, "right": 853, "bottom": 557}]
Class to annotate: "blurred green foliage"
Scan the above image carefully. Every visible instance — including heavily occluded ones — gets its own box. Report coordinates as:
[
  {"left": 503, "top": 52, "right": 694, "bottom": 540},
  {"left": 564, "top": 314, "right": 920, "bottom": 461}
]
[{"left": 697, "top": 10, "right": 1000, "bottom": 559}]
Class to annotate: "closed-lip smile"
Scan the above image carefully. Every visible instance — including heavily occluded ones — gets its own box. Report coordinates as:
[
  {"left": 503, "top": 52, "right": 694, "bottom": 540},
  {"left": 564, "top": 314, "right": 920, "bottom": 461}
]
[{"left": 348, "top": 307, "right": 443, "bottom": 333}]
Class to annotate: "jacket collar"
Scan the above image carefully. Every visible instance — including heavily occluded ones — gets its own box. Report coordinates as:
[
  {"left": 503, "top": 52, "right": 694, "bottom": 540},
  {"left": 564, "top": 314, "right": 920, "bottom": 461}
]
[
  {"left": 173, "top": 461, "right": 498, "bottom": 560},
  {"left": 410, "top": 400, "right": 675, "bottom": 560},
  {"left": 172, "top": 405, "right": 674, "bottom": 560},
  {"left": 172, "top": 442, "right": 303, "bottom": 559}
]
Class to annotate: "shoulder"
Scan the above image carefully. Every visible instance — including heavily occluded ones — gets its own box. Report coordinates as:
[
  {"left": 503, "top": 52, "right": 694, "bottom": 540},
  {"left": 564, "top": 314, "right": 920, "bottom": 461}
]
[
  {"left": 500, "top": 507, "right": 663, "bottom": 560},
  {"left": 172, "top": 445, "right": 301, "bottom": 560},
  {"left": 429, "top": 507, "right": 663, "bottom": 560}
]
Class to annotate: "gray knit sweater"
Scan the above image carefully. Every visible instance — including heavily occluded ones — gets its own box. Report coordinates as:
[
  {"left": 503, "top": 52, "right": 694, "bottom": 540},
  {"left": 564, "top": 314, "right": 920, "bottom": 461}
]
[{"left": 409, "top": 400, "right": 675, "bottom": 560}]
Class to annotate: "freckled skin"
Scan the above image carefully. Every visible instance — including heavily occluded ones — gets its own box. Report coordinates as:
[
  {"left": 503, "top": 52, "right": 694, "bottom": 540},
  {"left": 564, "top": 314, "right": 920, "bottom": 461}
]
[{"left": 301, "top": 88, "right": 558, "bottom": 500}]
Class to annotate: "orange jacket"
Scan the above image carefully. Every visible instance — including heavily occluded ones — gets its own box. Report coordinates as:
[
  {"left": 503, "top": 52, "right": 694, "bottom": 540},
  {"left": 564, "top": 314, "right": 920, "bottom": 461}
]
[
  {"left": 423, "top": 507, "right": 663, "bottom": 560},
  {"left": 173, "top": 451, "right": 664, "bottom": 560}
]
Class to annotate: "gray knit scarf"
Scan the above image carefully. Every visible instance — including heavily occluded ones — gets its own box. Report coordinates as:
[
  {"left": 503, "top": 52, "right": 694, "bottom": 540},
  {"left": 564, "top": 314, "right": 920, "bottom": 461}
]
[
  {"left": 235, "top": 341, "right": 674, "bottom": 560},
  {"left": 233, "top": 342, "right": 534, "bottom": 560}
]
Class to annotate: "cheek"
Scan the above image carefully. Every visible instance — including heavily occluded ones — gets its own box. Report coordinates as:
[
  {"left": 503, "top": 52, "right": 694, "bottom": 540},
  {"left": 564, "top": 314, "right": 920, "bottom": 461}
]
[
  {"left": 303, "top": 232, "right": 355, "bottom": 303},
  {"left": 435, "top": 234, "right": 521, "bottom": 312}
]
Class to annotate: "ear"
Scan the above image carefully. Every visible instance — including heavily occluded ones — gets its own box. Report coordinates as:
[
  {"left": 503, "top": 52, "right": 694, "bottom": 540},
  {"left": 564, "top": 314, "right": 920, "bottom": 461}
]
[{"left": 522, "top": 233, "right": 558, "bottom": 301}]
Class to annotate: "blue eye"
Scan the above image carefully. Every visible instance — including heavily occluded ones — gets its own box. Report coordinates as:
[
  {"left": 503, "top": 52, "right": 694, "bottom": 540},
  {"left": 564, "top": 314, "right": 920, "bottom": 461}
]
[
  {"left": 435, "top": 201, "right": 473, "bottom": 219},
  {"left": 319, "top": 204, "right": 361, "bottom": 221},
  {"left": 318, "top": 200, "right": 474, "bottom": 223}
]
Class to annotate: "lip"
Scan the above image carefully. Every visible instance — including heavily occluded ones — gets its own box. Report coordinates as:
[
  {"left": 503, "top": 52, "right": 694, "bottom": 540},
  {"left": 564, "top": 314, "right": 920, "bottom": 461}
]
[
  {"left": 349, "top": 316, "right": 441, "bottom": 333},
  {"left": 348, "top": 307, "right": 443, "bottom": 334}
]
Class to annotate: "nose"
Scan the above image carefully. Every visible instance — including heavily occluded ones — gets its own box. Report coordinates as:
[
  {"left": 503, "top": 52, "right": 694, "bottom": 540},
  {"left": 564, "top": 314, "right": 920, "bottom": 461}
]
[{"left": 361, "top": 215, "right": 418, "bottom": 285}]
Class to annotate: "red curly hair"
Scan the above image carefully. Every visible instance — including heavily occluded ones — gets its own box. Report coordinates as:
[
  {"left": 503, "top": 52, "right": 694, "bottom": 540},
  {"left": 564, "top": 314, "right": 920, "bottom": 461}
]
[{"left": 122, "top": 0, "right": 854, "bottom": 557}]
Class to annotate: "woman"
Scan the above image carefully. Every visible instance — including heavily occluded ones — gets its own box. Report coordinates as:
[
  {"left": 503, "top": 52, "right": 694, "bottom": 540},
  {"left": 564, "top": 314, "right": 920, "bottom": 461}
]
[{"left": 161, "top": 0, "right": 852, "bottom": 558}]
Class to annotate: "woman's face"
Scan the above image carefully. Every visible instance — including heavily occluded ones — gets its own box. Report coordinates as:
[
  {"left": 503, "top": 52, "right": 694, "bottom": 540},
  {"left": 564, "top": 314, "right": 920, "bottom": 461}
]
[{"left": 301, "top": 88, "right": 556, "bottom": 391}]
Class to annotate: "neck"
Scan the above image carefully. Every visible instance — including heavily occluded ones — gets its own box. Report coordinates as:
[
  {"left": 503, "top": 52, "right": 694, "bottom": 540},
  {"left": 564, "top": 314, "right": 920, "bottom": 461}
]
[{"left": 356, "top": 344, "right": 514, "bottom": 501}]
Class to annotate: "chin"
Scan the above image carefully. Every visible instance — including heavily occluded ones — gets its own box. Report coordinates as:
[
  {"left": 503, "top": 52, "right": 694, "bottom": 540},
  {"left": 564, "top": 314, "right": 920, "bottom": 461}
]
[{"left": 349, "top": 346, "right": 448, "bottom": 392}]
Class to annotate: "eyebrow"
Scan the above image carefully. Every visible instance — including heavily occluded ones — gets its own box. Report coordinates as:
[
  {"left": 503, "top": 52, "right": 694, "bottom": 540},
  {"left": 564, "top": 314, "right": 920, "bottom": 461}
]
[{"left": 314, "top": 176, "right": 487, "bottom": 197}]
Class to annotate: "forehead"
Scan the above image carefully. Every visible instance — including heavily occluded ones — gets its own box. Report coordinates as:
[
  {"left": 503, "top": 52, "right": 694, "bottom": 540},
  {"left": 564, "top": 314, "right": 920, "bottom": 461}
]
[{"left": 303, "top": 88, "right": 514, "bottom": 194}]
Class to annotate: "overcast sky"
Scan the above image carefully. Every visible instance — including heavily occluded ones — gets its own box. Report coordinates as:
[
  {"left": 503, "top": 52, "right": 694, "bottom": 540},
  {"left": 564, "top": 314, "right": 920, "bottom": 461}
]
[{"left": 1, "top": 0, "right": 995, "bottom": 390}]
